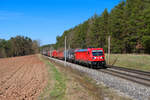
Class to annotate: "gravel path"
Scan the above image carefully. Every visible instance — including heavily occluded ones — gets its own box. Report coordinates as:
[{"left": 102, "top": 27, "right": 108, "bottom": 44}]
[{"left": 49, "top": 57, "right": 150, "bottom": 100}]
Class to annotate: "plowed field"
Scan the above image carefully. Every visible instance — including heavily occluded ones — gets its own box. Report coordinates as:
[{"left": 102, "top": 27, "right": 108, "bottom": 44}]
[{"left": 0, "top": 55, "right": 47, "bottom": 100}]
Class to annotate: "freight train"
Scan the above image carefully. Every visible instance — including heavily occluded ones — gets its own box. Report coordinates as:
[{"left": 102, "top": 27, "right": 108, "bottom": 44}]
[{"left": 45, "top": 48, "right": 106, "bottom": 68}]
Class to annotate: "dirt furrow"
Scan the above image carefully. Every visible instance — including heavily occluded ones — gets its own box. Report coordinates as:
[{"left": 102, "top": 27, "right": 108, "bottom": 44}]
[{"left": 0, "top": 55, "right": 48, "bottom": 100}]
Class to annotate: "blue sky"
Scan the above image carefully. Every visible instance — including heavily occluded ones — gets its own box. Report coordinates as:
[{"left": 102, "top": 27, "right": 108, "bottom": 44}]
[{"left": 0, "top": 0, "right": 121, "bottom": 45}]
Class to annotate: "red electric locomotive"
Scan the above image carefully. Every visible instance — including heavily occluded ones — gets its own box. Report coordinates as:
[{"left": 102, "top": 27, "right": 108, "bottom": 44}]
[{"left": 75, "top": 48, "right": 106, "bottom": 68}]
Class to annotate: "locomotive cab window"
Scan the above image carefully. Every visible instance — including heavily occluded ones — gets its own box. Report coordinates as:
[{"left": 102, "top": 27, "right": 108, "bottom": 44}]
[{"left": 92, "top": 50, "right": 103, "bottom": 56}]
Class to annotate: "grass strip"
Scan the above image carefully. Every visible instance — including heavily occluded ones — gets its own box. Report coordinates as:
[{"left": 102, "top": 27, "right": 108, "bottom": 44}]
[
  {"left": 105, "top": 54, "right": 150, "bottom": 71},
  {"left": 38, "top": 55, "right": 66, "bottom": 100},
  {"left": 49, "top": 62, "right": 66, "bottom": 100}
]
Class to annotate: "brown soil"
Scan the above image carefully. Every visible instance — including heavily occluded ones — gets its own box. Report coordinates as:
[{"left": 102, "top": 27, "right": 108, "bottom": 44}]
[{"left": 0, "top": 55, "right": 47, "bottom": 100}]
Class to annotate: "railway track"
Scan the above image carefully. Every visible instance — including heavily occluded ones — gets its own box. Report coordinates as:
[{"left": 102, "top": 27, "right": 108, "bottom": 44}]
[
  {"left": 106, "top": 65, "right": 150, "bottom": 76},
  {"left": 47, "top": 56, "right": 150, "bottom": 87},
  {"left": 48, "top": 57, "right": 150, "bottom": 100},
  {"left": 99, "top": 65, "right": 150, "bottom": 87}
]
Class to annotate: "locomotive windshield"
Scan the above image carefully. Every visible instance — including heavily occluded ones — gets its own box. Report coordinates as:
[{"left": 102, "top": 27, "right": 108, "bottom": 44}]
[{"left": 92, "top": 50, "right": 103, "bottom": 56}]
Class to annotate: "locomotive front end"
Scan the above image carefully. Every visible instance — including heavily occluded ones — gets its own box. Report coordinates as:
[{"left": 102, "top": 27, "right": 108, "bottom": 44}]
[{"left": 90, "top": 48, "right": 106, "bottom": 67}]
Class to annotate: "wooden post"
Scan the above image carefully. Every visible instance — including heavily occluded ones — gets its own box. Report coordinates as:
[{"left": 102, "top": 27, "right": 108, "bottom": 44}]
[
  {"left": 108, "top": 36, "right": 111, "bottom": 65},
  {"left": 65, "top": 36, "right": 67, "bottom": 66}
]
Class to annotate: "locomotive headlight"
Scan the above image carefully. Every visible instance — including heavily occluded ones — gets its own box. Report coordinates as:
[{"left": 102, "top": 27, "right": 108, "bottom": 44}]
[
  {"left": 100, "top": 56, "right": 103, "bottom": 59},
  {"left": 92, "top": 57, "right": 96, "bottom": 60}
]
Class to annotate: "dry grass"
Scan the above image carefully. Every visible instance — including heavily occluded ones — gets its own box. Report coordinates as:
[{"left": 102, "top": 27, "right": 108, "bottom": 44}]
[
  {"left": 50, "top": 58, "right": 132, "bottom": 100},
  {"left": 105, "top": 54, "right": 150, "bottom": 71},
  {"left": 38, "top": 55, "right": 66, "bottom": 100}
]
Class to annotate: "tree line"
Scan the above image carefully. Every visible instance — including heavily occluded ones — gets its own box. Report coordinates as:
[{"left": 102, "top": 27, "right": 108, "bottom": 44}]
[
  {"left": 0, "top": 36, "right": 39, "bottom": 58},
  {"left": 54, "top": 0, "right": 150, "bottom": 54}
]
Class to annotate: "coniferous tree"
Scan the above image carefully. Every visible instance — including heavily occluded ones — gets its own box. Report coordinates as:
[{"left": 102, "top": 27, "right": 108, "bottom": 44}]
[{"left": 54, "top": 0, "right": 150, "bottom": 54}]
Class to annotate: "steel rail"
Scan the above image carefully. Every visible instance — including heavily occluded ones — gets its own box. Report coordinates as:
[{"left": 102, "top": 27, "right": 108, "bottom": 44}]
[
  {"left": 106, "top": 65, "right": 150, "bottom": 77},
  {"left": 47, "top": 56, "right": 150, "bottom": 87},
  {"left": 99, "top": 69, "right": 150, "bottom": 87}
]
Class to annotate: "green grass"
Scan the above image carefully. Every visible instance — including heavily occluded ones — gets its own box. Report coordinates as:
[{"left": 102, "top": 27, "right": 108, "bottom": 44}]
[
  {"left": 39, "top": 55, "right": 131, "bottom": 100},
  {"left": 38, "top": 55, "right": 66, "bottom": 100},
  {"left": 105, "top": 54, "right": 150, "bottom": 71},
  {"left": 49, "top": 62, "right": 66, "bottom": 100}
]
